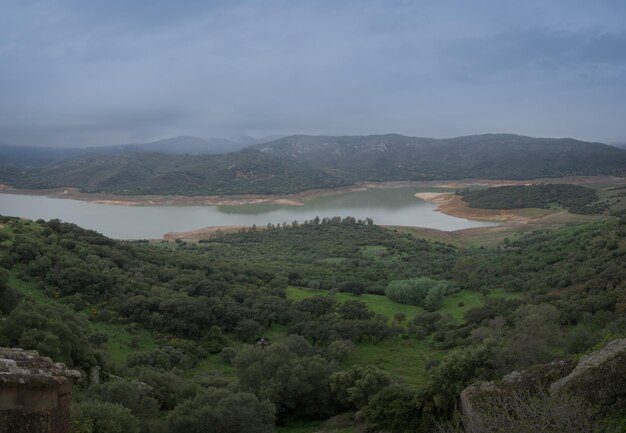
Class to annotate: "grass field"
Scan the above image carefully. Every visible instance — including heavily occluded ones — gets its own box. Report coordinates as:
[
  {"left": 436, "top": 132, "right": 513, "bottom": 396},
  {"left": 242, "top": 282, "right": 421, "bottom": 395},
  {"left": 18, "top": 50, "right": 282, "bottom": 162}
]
[
  {"left": 343, "top": 337, "right": 442, "bottom": 387},
  {"left": 9, "top": 273, "right": 48, "bottom": 303},
  {"left": 285, "top": 285, "right": 518, "bottom": 387},
  {"left": 89, "top": 321, "right": 158, "bottom": 366},
  {"left": 286, "top": 286, "right": 424, "bottom": 319},
  {"left": 286, "top": 286, "right": 515, "bottom": 323}
]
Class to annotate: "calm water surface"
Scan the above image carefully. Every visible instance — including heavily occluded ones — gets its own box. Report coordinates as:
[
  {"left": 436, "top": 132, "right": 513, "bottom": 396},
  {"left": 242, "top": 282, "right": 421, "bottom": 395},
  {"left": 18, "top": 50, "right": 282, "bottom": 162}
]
[{"left": 0, "top": 188, "right": 496, "bottom": 239}]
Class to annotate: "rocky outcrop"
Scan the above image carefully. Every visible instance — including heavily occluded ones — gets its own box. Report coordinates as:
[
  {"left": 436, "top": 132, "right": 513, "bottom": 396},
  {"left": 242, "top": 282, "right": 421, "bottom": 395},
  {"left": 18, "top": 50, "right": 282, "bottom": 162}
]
[
  {"left": 460, "top": 360, "right": 572, "bottom": 418},
  {"left": 461, "top": 338, "right": 626, "bottom": 418},
  {"left": 550, "top": 338, "right": 626, "bottom": 411},
  {"left": 0, "top": 348, "right": 81, "bottom": 433}
]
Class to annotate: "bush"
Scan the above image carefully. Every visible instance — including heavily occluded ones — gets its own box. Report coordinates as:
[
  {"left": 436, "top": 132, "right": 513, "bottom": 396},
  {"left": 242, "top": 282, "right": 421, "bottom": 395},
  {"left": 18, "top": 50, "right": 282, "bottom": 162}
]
[
  {"left": 386, "top": 278, "right": 450, "bottom": 307},
  {"left": 71, "top": 401, "right": 140, "bottom": 433},
  {"left": 167, "top": 387, "right": 275, "bottom": 433}
]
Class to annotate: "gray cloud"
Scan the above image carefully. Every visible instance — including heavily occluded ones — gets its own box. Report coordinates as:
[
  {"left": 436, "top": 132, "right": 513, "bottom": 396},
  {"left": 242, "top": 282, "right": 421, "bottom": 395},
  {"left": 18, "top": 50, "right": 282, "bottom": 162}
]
[{"left": 1, "top": 0, "right": 625, "bottom": 146}]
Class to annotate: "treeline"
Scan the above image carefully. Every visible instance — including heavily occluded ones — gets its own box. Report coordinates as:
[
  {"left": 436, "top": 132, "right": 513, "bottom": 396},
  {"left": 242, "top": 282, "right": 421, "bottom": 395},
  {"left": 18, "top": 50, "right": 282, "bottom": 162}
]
[
  {"left": 0, "top": 216, "right": 625, "bottom": 432},
  {"left": 458, "top": 183, "right": 603, "bottom": 214}
]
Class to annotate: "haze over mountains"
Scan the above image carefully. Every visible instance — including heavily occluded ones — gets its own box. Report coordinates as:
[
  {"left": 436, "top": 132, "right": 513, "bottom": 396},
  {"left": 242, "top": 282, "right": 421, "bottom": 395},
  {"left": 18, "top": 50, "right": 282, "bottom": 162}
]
[
  {"left": 0, "top": 135, "right": 276, "bottom": 167},
  {"left": 1, "top": 133, "right": 625, "bottom": 196}
]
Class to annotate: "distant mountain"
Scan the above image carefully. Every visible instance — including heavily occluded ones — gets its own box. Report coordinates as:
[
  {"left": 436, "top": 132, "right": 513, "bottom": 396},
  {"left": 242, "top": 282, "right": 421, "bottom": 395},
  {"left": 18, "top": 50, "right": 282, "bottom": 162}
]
[
  {"left": 251, "top": 133, "right": 626, "bottom": 181},
  {"left": 3, "top": 149, "right": 348, "bottom": 195},
  {"left": 0, "top": 136, "right": 250, "bottom": 166},
  {"left": 110, "top": 136, "right": 249, "bottom": 155},
  {"left": 1, "top": 133, "right": 624, "bottom": 196},
  {"left": 0, "top": 144, "right": 89, "bottom": 166}
]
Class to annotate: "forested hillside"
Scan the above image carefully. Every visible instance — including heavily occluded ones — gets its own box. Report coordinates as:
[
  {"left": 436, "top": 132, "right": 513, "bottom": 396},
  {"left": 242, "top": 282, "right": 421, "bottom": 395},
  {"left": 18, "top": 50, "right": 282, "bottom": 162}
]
[
  {"left": 253, "top": 133, "right": 626, "bottom": 181},
  {"left": 458, "top": 184, "right": 602, "bottom": 214},
  {"left": 1, "top": 133, "right": 625, "bottom": 196},
  {"left": 0, "top": 216, "right": 624, "bottom": 432},
  {"left": 1, "top": 149, "right": 349, "bottom": 195}
]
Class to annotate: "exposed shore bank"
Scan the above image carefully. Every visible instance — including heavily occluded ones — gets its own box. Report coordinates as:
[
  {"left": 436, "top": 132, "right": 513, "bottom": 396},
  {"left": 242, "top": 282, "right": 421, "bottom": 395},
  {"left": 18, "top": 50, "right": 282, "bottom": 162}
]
[{"left": 0, "top": 175, "right": 622, "bottom": 207}]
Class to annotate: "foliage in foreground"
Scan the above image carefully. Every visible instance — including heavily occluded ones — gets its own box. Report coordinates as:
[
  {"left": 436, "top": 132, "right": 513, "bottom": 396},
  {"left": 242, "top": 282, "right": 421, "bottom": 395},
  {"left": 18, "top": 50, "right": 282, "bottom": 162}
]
[{"left": 0, "top": 215, "right": 624, "bottom": 433}]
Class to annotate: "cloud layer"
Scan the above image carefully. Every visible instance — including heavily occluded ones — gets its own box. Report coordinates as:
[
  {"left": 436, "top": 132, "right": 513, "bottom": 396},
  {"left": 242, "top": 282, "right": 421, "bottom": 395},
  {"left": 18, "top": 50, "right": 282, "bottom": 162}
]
[{"left": 1, "top": 0, "right": 625, "bottom": 146}]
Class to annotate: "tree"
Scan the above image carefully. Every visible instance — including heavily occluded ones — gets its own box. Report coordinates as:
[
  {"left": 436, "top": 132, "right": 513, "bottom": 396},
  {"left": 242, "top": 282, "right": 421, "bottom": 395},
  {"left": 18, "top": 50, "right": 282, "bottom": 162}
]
[
  {"left": 424, "top": 286, "right": 445, "bottom": 311},
  {"left": 167, "top": 387, "right": 275, "bottom": 433},
  {"left": 0, "top": 269, "right": 17, "bottom": 316},
  {"left": 385, "top": 278, "right": 449, "bottom": 306},
  {"left": 339, "top": 300, "right": 374, "bottom": 320},
  {"left": 86, "top": 379, "right": 160, "bottom": 420},
  {"left": 294, "top": 296, "right": 336, "bottom": 317},
  {"left": 427, "top": 344, "right": 496, "bottom": 413},
  {"left": 325, "top": 339, "right": 354, "bottom": 362},
  {"left": 394, "top": 313, "right": 407, "bottom": 324},
  {"left": 497, "top": 304, "right": 563, "bottom": 371},
  {"left": 234, "top": 319, "right": 265, "bottom": 343},
  {"left": 0, "top": 301, "right": 96, "bottom": 367},
  {"left": 330, "top": 365, "right": 391, "bottom": 410},
  {"left": 235, "top": 343, "right": 335, "bottom": 419},
  {"left": 71, "top": 401, "right": 140, "bottom": 433},
  {"left": 361, "top": 384, "right": 422, "bottom": 432}
]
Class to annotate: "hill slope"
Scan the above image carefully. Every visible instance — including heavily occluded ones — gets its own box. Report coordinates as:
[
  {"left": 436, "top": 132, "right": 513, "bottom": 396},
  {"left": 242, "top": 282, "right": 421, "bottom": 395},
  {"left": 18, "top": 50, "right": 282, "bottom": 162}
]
[
  {"left": 1, "top": 133, "right": 625, "bottom": 196},
  {"left": 252, "top": 133, "right": 626, "bottom": 181},
  {"left": 4, "top": 149, "right": 349, "bottom": 195}
]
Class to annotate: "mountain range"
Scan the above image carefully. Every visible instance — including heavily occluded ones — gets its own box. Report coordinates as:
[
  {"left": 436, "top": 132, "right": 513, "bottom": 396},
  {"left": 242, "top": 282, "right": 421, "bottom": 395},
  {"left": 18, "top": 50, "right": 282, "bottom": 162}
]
[
  {"left": 1, "top": 133, "right": 625, "bottom": 195},
  {"left": 0, "top": 135, "right": 276, "bottom": 167}
]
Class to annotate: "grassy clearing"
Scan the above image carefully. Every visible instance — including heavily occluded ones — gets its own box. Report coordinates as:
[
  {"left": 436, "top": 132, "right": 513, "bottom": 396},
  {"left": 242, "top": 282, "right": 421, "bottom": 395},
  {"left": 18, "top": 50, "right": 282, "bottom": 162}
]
[
  {"left": 89, "top": 321, "right": 158, "bottom": 366},
  {"left": 440, "top": 288, "right": 516, "bottom": 321},
  {"left": 286, "top": 286, "right": 519, "bottom": 386},
  {"left": 186, "top": 353, "right": 237, "bottom": 379},
  {"left": 343, "top": 337, "right": 442, "bottom": 387},
  {"left": 286, "top": 286, "right": 424, "bottom": 320},
  {"left": 359, "top": 245, "right": 388, "bottom": 258},
  {"left": 286, "top": 286, "right": 515, "bottom": 323},
  {"left": 9, "top": 273, "right": 48, "bottom": 303}
]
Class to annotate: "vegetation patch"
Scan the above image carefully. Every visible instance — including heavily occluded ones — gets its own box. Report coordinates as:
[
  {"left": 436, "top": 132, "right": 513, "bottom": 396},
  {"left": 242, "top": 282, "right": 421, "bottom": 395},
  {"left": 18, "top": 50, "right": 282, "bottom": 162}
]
[{"left": 458, "top": 183, "right": 602, "bottom": 214}]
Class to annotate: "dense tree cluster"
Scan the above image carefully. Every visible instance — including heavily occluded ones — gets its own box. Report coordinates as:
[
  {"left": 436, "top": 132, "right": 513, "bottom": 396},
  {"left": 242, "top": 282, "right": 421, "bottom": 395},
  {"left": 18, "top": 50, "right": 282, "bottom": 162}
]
[
  {"left": 0, "top": 214, "right": 624, "bottom": 433},
  {"left": 458, "top": 183, "right": 602, "bottom": 214}
]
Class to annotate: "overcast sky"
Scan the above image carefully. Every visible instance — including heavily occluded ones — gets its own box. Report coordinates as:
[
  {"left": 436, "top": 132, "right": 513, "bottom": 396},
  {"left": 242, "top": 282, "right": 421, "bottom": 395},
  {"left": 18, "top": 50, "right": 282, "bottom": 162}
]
[{"left": 1, "top": 0, "right": 625, "bottom": 147}]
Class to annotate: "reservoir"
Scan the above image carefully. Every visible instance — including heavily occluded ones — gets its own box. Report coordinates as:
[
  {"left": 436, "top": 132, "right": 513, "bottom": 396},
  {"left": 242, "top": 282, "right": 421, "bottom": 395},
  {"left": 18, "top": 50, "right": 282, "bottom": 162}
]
[{"left": 0, "top": 188, "right": 496, "bottom": 239}]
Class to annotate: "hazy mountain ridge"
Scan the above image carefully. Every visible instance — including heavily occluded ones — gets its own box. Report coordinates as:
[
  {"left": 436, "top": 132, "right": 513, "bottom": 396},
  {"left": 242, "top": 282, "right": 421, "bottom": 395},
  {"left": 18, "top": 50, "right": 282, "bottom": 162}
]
[
  {"left": 2, "top": 149, "right": 348, "bottom": 195},
  {"left": 252, "top": 133, "right": 626, "bottom": 181},
  {"left": 1, "top": 133, "right": 624, "bottom": 196},
  {"left": 0, "top": 135, "right": 270, "bottom": 166}
]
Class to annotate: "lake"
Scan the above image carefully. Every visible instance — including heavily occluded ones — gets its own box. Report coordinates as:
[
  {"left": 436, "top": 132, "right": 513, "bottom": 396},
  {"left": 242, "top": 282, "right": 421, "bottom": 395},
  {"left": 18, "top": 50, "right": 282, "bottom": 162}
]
[{"left": 0, "top": 188, "right": 496, "bottom": 239}]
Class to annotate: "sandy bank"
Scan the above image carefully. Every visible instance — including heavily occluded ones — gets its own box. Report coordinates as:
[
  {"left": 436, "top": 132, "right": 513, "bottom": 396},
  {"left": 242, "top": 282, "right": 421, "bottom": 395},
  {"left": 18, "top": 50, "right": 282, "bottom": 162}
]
[
  {"left": 415, "top": 192, "right": 549, "bottom": 223},
  {"left": 1, "top": 175, "right": 623, "bottom": 207}
]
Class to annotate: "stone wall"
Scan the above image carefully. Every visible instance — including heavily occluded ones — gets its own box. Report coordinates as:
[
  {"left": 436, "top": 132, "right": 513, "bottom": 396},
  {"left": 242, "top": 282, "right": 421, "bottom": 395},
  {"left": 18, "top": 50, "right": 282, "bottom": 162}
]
[{"left": 0, "top": 348, "right": 81, "bottom": 433}]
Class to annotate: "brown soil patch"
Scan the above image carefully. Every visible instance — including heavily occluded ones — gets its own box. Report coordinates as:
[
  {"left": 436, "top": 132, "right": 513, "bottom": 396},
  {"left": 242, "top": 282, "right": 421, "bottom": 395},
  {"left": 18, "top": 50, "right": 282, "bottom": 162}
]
[{"left": 415, "top": 192, "right": 549, "bottom": 222}]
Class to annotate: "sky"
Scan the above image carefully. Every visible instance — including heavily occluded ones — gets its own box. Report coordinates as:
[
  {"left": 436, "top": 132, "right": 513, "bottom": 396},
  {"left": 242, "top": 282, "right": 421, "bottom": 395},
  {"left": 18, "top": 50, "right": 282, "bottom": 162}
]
[{"left": 1, "top": 0, "right": 625, "bottom": 147}]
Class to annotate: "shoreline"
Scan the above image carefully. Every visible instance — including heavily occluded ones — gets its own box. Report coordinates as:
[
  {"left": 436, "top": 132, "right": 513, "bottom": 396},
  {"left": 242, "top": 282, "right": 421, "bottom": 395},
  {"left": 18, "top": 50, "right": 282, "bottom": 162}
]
[
  {"left": 414, "top": 192, "right": 543, "bottom": 222},
  {"left": 0, "top": 175, "right": 622, "bottom": 207}
]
